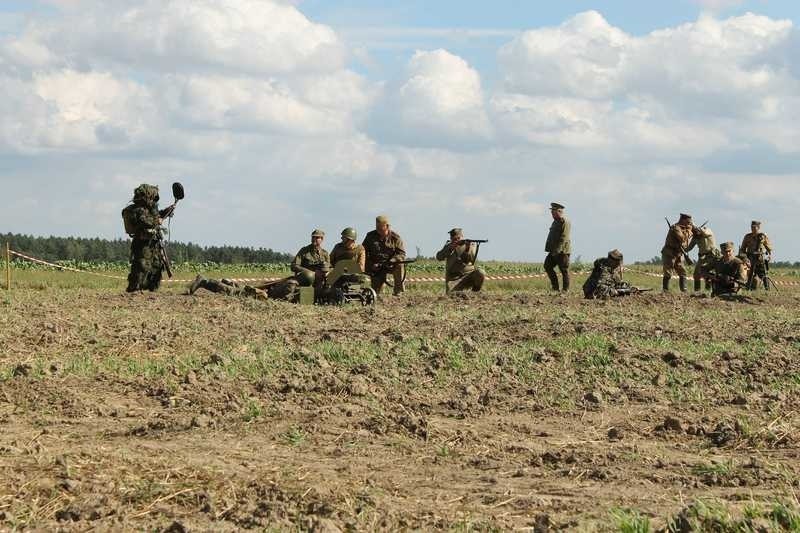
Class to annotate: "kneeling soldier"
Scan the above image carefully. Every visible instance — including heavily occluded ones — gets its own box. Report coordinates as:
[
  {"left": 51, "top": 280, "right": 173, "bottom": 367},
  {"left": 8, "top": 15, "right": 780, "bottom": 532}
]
[
  {"left": 436, "top": 228, "right": 486, "bottom": 292},
  {"left": 710, "top": 242, "right": 746, "bottom": 296},
  {"left": 291, "top": 229, "right": 331, "bottom": 290},
  {"left": 583, "top": 249, "right": 625, "bottom": 299}
]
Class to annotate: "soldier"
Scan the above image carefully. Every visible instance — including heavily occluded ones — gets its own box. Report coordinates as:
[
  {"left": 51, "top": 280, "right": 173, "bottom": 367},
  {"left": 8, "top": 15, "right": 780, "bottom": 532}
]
[
  {"left": 122, "top": 184, "right": 169, "bottom": 292},
  {"left": 330, "top": 227, "right": 366, "bottom": 271},
  {"left": 739, "top": 221, "right": 773, "bottom": 290},
  {"left": 544, "top": 202, "right": 571, "bottom": 292},
  {"left": 709, "top": 242, "right": 746, "bottom": 296},
  {"left": 689, "top": 225, "right": 719, "bottom": 292},
  {"left": 291, "top": 229, "right": 331, "bottom": 291},
  {"left": 582, "top": 249, "right": 625, "bottom": 299},
  {"left": 436, "top": 228, "right": 486, "bottom": 292},
  {"left": 363, "top": 215, "right": 407, "bottom": 296},
  {"left": 661, "top": 213, "right": 694, "bottom": 292}
]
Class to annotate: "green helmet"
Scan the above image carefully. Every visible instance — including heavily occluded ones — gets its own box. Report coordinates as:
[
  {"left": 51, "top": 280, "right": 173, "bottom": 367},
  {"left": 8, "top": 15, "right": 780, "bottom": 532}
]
[{"left": 341, "top": 227, "right": 357, "bottom": 241}]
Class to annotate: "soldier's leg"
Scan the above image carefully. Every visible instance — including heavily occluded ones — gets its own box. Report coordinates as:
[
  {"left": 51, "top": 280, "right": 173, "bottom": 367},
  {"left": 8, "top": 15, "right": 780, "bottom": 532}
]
[
  {"left": 266, "top": 278, "right": 299, "bottom": 301},
  {"left": 471, "top": 268, "right": 486, "bottom": 292},
  {"left": 675, "top": 259, "right": 687, "bottom": 293},
  {"left": 754, "top": 259, "right": 767, "bottom": 290},
  {"left": 693, "top": 265, "right": 703, "bottom": 292},
  {"left": 661, "top": 252, "right": 673, "bottom": 292},
  {"left": 192, "top": 277, "right": 241, "bottom": 296},
  {"left": 392, "top": 263, "right": 405, "bottom": 295},
  {"left": 370, "top": 272, "right": 387, "bottom": 294},
  {"left": 543, "top": 254, "right": 559, "bottom": 291},
  {"left": 558, "top": 253, "right": 570, "bottom": 292},
  {"left": 127, "top": 240, "right": 147, "bottom": 292}
]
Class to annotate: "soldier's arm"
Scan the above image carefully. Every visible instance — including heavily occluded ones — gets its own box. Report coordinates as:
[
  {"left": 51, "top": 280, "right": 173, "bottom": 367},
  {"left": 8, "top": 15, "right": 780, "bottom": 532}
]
[
  {"left": 738, "top": 236, "right": 748, "bottom": 255},
  {"left": 133, "top": 207, "right": 160, "bottom": 231},
  {"left": 357, "top": 247, "right": 366, "bottom": 272},
  {"left": 290, "top": 248, "right": 304, "bottom": 273},
  {"left": 435, "top": 242, "right": 453, "bottom": 261},
  {"left": 557, "top": 219, "right": 570, "bottom": 251},
  {"left": 763, "top": 235, "right": 773, "bottom": 254},
  {"left": 392, "top": 236, "right": 407, "bottom": 262},
  {"left": 686, "top": 235, "right": 698, "bottom": 252},
  {"left": 462, "top": 243, "right": 478, "bottom": 264}
]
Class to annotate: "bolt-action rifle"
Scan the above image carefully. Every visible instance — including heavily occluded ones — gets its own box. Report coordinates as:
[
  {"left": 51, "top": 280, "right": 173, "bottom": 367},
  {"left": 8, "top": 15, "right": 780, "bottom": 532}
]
[
  {"left": 371, "top": 258, "right": 416, "bottom": 288},
  {"left": 664, "top": 217, "right": 694, "bottom": 266},
  {"left": 444, "top": 238, "right": 488, "bottom": 294},
  {"left": 615, "top": 286, "right": 653, "bottom": 296},
  {"left": 155, "top": 182, "right": 185, "bottom": 279}
]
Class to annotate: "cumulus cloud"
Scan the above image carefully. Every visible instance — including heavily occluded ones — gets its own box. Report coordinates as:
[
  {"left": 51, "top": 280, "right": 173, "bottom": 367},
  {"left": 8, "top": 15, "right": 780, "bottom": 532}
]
[{"left": 369, "top": 49, "right": 492, "bottom": 148}]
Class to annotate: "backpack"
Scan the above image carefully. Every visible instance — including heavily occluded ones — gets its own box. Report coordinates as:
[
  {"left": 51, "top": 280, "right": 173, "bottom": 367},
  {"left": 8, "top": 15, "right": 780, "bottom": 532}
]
[{"left": 122, "top": 204, "right": 138, "bottom": 237}]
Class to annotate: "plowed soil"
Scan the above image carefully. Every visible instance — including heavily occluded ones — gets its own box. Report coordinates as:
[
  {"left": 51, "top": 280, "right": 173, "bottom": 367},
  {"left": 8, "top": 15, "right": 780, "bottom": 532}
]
[{"left": 1, "top": 287, "right": 799, "bottom": 531}]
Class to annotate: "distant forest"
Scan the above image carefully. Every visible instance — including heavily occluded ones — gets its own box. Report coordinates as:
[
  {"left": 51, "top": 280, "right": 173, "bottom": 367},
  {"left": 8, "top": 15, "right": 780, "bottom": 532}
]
[{"left": 2, "top": 233, "right": 293, "bottom": 264}]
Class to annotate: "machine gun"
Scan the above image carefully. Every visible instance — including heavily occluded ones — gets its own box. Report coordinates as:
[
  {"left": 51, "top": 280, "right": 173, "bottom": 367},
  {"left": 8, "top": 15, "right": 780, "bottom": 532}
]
[
  {"left": 664, "top": 217, "right": 694, "bottom": 266},
  {"left": 155, "top": 182, "right": 185, "bottom": 279}
]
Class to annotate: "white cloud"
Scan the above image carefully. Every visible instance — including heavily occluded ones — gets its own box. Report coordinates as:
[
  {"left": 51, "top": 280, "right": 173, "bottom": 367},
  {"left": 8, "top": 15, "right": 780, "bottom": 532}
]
[
  {"left": 370, "top": 49, "right": 492, "bottom": 147},
  {"left": 461, "top": 187, "right": 545, "bottom": 216}
]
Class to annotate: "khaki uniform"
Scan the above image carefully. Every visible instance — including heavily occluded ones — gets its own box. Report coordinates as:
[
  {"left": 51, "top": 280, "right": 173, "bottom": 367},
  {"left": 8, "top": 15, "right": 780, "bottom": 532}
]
[
  {"left": 739, "top": 232, "right": 772, "bottom": 289},
  {"left": 363, "top": 230, "right": 406, "bottom": 295},
  {"left": 710, "top": 256, "right": 745, "bottom": 296},
  {"left": 189, "top": 277, "right": 299, "bottom": 302},
  {"left": 689, "top": 230, "right": 720, "bottom": 290},
  {"left": 544, "top": 217, "right": 571, "bottom": 291},
  {"left": 329, "top": 243, "right": 369, "bottom": 287},
  {"left": 436, "top": 241, "right": 485, "bottom": 292},
  {"left": 661, "top": 224, "right": 693, "bottom": 277},
  {"left": 291, "top": 244, "right": 330, "bottom": 288}
]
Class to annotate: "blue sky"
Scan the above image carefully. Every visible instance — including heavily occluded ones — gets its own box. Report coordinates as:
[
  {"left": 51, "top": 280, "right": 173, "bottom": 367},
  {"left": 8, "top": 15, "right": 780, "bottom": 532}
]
[{"left": 1, "top": 1, "right": 799, "bottom": 261}]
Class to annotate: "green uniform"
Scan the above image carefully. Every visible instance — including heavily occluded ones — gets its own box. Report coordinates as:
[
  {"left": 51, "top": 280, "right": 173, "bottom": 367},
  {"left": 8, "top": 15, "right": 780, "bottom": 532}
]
[
  {"left": 436, "top": 241, "right": 485, "bottom": 292},
  {"left": 363, "top": 229, "right": 406, "bottom": 295},
  {"left": 544, "top": 217, "right": 571, "bottom": 291},
  {"left": 739, "top": 232, "right": 773, "bottom": 289},
  {"left": 189, "top": 277, "right": 299, "bottom": 301},
  {"left": 122, "top": 185, "right": 165, "bottom": 292},
  {"left": 582, "top": 258, "right": 624, "bottom": 299},
  {"left": 291, "top": 244, "right": 330, "bottom": 287},
  {"left": 329, "top": 243, "right": 369, "bottom": 286},
  {"left": 689, "top": 229, "right": 720, "bottom": 290}
]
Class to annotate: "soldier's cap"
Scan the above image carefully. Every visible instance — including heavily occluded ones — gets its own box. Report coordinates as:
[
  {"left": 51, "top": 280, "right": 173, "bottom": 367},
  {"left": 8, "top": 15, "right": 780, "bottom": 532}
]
[
  {"left": 751, "top": 220, "right": 761, "bottom": 226},
  {"left": 376, "top": 215, "right": 390, "bottom": 225},
  {"left": 679, "top": 213, "right": 692, "bottom": 221},
  {"left": 449, "top": 227, "right": 464, "bottom": 237},
  {"left": 720, "top": 241, "right": 734, "bottom": 251},
  {"left": 607, "top": 249, "right": 623, "bottom": 261},
  {"left": 311, "top": 229, "right": 325, "bottom": 238},
  {"left": 550, "top": 202, "right": 565, "bottom": 210}
]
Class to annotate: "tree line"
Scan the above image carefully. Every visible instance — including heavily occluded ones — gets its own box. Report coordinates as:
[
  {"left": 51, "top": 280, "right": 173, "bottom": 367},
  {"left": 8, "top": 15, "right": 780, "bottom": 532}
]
[{"left": 2, "top": 233, "right": 293, "bottom": 264}]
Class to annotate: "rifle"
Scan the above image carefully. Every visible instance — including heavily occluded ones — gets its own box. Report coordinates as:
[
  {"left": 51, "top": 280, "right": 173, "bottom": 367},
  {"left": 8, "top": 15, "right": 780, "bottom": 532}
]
[
  {"left": 155, "top": 182, "right": 185, "bottom": 279},
  {"left": 664, "top": 217, "right": 694, "bottom": 266},
  {"left": 371, "top": 258, "right": 416, "bottom": 288},
  {"left": 615, "top": 286, "right": 653, "bottom": 296}
]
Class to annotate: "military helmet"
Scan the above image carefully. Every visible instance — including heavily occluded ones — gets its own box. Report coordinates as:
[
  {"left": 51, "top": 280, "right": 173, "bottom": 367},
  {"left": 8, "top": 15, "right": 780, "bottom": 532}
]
[
  {"left": 449, "top": 227, "right": 463, "bottom": 238},
  {"left": 133, "top": 184, "right": 159, "bottom": 204},
  {"left": 751, "top": 220, "right": 761, "bottom": 227},
  {"left": 341, "top": 227, "right": 357, "bottom": 241}
]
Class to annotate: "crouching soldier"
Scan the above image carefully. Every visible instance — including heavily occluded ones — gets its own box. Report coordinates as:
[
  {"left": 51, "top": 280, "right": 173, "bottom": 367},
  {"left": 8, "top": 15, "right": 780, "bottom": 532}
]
[
  {"left": 329, "top": 227, "right": 370, "bottom": 286},
  {"left": 583, "top": 249, "right": 626, "bottom": 299},
  {"left": 436, "top": 228, "right": 486, "bottom": 292},
  {"left": 291, "top": 229, "right": 331, "bottom": 291},
  {"left": 709, "top": 242, "right": 746, "bottom": 296}
]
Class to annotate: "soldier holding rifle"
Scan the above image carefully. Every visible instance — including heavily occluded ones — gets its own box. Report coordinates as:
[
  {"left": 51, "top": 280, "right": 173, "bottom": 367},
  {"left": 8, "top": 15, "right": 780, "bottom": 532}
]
[
  {"left": 363, "top": 215, "right": 408, "bottom": 296},
  {"left": 436, "top": 228, "right": 486, "bottom": 292},
  {"left": 739, "top": 221, "right": 773, "bottom": 290},
  {"left": 661, "top": 213, "right": 694, "bottom": 292}
]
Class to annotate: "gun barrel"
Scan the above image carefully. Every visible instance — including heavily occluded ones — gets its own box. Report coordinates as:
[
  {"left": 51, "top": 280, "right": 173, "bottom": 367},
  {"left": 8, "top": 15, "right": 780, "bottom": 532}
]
[{"left": 464, "top": 239, "right": 488, "bottom": 244}]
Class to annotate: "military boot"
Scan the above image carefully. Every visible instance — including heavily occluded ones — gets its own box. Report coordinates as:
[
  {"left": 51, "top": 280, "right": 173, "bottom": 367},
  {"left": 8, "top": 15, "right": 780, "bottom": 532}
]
[
  {"left": 561, "top": 271, "right": 570, "bottom": 292},
  {"left": 662, "top": 275, "right": 670, "bottom": 292},
  {"left": 679, "top": 276, "right": 688, "bottom": 293},
  {"left": 547, "top": 271, "right": 560, "bottom": 291},
  {"left": 764, "top": 278, "right": 770, "bottom": 291},
  {"left": 188, "top": 275, "right": 206, "bottom": 295},
  {"left": 693, "top": 279, "right": 702, "bottom": 292}
]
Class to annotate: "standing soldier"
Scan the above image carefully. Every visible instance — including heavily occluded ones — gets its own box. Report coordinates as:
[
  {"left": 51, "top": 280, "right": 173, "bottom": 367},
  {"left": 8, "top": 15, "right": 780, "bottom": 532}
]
[
  {"left": 436, "top": 228, "right": 486, "bottom": 292},
  {"left": 544, "top": 202, "right": 571, "bottom": 292},
  {"left": 291, "top": 229, "right": 331, "bottom": 291},
  {"left": 689, "top": 225, "right": 719, "bottom": 292},
  {"left": 709, "top": 242, "right": 746, "bottom": 296},
  {"left": 122, "top": 184, "right": 168, "bottom": 292},
  {"left": 661, "top": 213, "right": 694, "bottom": 292},
  {"left": 739, "top": 221, "right": 773, "bottom": 290},
  {"left": 363, "top": 215, "right": 407, "bottom": 296}
]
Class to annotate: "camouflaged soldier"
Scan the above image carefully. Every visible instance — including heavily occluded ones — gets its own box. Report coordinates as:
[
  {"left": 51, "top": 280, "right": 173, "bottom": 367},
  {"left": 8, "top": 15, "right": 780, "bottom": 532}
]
[
  {"left": 582, "top": 249, "right": 625, "bottom": 299},
  {"left": 122, "top": 184, "right": 169, "bottom": 292},
  {"left": 661, "top": 213, "right": 694, "bottom": 292},
  {"left": 710, "top": 242, "right": 746, "bottom": 296},
  {"left": 689, "top": 225, "right": 720, "bottom": 292},
  {"left": 291, "top": 229, "right": 331, "bottom": 290},
  {"left": 363, "top": 215, "right": 407, "bottom": 295},
  {"left": 739, "top": 221, "right": 773, "bottom": 290},
  {"left": 436, "top": 228, "right": 486, "bottom": 292},
  {"left": 544, "top": 202, "right": 571, "bottom": 292}
]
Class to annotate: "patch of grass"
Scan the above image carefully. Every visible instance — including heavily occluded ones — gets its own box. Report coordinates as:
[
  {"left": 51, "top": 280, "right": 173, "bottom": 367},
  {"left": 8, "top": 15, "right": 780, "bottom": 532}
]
[
  {"left": 242, "top": 397, "right": 264, "bottom": 422},
  {"left": 610, "top": 507, "right": 651, "bottom": 533},
  {"left": 282, "top": 425, "right": 306, "bottom": 446}
]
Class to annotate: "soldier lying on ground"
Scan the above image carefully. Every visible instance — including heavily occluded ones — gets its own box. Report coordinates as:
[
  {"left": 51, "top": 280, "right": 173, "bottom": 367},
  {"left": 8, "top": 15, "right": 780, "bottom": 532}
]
[
  {"left": 187, "top": 276, "right": 299, "bottom": 301},
  {"left": 436, "top": 227, "right": 485, "bottom": 292},
  {"left": 582, "top": 249, "right": 649, "bottom": 299}
]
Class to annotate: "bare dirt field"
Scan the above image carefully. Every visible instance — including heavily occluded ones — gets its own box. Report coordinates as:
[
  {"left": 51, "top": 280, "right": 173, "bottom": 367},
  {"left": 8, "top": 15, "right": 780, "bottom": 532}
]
[{"left": 1, "top": 280, "right": 799, "bottom": 531}]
